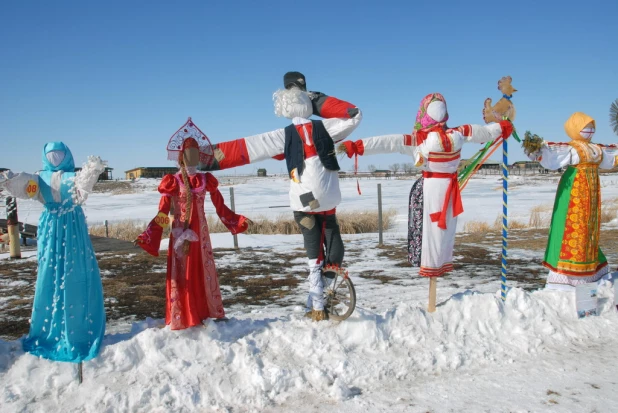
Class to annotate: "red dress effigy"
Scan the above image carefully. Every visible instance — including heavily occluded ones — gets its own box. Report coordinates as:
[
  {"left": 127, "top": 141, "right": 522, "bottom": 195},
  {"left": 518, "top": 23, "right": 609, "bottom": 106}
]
[{"left": 137, "top": 172, "right": 248, "bottom": 329}]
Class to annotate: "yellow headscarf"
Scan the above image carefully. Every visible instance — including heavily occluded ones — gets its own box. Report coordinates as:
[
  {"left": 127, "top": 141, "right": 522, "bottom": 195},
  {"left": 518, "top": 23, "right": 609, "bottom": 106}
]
[{"left": 564, "top": 112, "right": 596, "bottom": 141}]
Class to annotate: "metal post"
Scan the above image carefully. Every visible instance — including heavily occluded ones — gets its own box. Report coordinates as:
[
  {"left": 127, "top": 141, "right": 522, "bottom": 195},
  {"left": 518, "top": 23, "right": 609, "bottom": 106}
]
[
  {"left": 377, "top": 183, "right": 383, "bottom": 246},
  {"left": 230, "top": 187, "right": 238, "bottom": 249},
  {"left": 104, "top": 220, "right": 109, "bottom": 238},
  {"left": 6, "top": 196, "right": 21, "bottom": 259}
]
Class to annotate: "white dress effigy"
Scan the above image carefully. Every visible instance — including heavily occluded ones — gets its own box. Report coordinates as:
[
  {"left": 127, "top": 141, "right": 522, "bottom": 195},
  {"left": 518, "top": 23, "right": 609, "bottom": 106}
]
[{"left": 359, "top": 123, "right": 503, "bottom": 276}]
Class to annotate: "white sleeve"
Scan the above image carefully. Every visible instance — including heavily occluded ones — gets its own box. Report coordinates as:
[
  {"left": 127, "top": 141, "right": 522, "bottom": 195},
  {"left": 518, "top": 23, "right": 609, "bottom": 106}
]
[
  {"left": 533, "top": 143, "right": 579, "bottom": 170},
  {"left": 360, "top": 134, "right": 416, "bottom": 157},
  {"left": 464, "top": 123, "right": 503, "bottom": 144},
  {"left": 600, "top": 145, "right": 618, "bottom": 170},
  {"left": 73, "top": 156, "right": 106, "bottom": 204},
  {"left": 322, "top": 110, "right": 363, "bottom": 142},
  {"left": 244, "top": 128, "right": 286, "bottom": 163},
  {"left": 3, "top": 172, "right": 43, "bottom": 202}
]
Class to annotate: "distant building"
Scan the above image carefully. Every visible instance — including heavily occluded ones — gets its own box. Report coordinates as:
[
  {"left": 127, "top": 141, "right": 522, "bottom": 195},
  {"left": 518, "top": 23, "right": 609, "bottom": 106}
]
[
  {"left": 125, "top": 167, "right": 178, "bottom": 180},
  {"left": 74, "top": 166, "right": 114, "bottom": 181},
  {"left": 512, "top": 161, "right": 542, "bottom": 169},
  {"left": 257, "top": 168, "right": 267, "bottom": 177},
  {"left": 373, "top": 169, "right": 392, "bottom": 178},
  {"left": 479, "top": 160, "right": 500, "bottom": 170}
]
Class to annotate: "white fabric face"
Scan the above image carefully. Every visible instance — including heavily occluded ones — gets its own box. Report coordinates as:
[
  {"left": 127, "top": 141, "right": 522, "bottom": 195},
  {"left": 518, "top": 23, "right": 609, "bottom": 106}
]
[
  {"left": 427, "top": 101, "right": 447, "bottom": 122},
  {"left": 46, "top": 151, "right": 66, "bottom": 167},
  {"left": 579, "top": 127, "right": 595, "bottom": 140},
  {"left": 273, "top": 87, "right": 313, "bottom": 119}
]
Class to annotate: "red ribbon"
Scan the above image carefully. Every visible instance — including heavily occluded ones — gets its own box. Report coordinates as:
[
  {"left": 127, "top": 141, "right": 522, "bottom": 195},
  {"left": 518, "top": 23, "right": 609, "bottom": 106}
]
[{"left": 423, "top": 171, "right": 463, "bottom": 230}]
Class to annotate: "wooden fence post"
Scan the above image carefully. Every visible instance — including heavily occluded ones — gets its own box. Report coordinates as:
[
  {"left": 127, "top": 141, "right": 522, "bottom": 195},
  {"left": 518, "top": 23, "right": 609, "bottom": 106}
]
[{"left": 377, "top": 183, "right": 383, "bottom": 246}]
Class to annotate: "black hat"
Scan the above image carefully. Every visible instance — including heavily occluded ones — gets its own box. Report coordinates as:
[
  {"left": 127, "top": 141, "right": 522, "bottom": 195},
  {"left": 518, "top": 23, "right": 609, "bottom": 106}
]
[{"left": 283, "top": 71, "right": 307, "bottom": 91}]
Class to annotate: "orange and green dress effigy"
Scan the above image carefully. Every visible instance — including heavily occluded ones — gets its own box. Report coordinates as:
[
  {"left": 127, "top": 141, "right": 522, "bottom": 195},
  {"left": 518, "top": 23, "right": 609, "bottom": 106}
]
[{"left": 528, "top": 112, "right": 618, "bottom": 287}]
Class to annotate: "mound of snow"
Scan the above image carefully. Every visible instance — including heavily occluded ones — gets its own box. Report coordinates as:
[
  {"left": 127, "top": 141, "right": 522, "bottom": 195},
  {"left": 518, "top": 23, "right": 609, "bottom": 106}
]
[{"left": 1, "top": 281, "right": 617, "bottom": 412}]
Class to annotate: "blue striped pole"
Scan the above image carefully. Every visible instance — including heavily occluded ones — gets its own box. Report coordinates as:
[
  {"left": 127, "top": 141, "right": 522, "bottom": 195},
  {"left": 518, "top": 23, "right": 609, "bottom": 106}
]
[{"left": 501, "top": 137, "right": 508, "bottom": 301}]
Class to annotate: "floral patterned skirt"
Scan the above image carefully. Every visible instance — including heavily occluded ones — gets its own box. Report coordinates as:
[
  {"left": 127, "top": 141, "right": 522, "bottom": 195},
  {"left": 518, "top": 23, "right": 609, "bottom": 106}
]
[{"left": 407, "top": 177, "right": 424, "bottom": 266}]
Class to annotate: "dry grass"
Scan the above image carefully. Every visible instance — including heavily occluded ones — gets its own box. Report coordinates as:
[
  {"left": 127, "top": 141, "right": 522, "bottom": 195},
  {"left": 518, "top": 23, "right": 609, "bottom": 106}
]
[
  {"left": 463, "top": 215, "right": 527, "bottom": 233},
  {"left": 463, "top": 197, "right": 618, "bottom": 234},
  {"left": 528, "top": 204, "right": 553, "bottom": 228},
  {"left": 92, "top": 181, "right": 137, "bottom": 195},
  {"left": 209, "top": 209, "right": 398, "bottom": 235},
  {"left": 89, "top": 220, "right": 170, "bottom": 242},
  {"left": 90, "top": 209, "right": 398, "bottom": 241},
  {"left": 601, "top": 197, "right": 618, "bottom": 223}
]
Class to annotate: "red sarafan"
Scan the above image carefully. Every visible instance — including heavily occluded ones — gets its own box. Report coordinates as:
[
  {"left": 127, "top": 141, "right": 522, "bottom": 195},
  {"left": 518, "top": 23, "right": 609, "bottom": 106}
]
[{"left": 136, "top": 120, "right": 249, "bottom": 330}]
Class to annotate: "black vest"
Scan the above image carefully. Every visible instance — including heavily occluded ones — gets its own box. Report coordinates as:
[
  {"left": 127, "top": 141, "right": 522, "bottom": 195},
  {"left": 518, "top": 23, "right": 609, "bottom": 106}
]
[{"left": 284, "top": 120, "right": 340, "bottom": 177}]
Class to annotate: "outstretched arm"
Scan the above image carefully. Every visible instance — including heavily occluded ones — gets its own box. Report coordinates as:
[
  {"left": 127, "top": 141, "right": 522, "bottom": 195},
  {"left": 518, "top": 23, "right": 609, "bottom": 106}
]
[
  {"left": 526, "top": 141, "right": 579, "bottom": 170},
  {"left": 311, "top": 92, "right": 363, "bottom": 142},
  {"left": 600, "top": 144, "right": 618, "bottom": 170},
  {"left": 340, "top": 134, "right": 416, "bottom": 158},
  {"left": 205, "top": 173, "right": 249, "bottom": 235},
  {"left": 456, "top": 121, "right": 512, "bottom": 144},
  {"left": 73, "top": 156, "right": 106, "bottom": 205},
  {"left": 134, "top": 175, "right": 176, "bottom": 256},
  {"left": 0, "top": 171, "right": 43, "bottom": 203},
  {"left": 205, "top": 128, "right": 286, "bottom": 172}
]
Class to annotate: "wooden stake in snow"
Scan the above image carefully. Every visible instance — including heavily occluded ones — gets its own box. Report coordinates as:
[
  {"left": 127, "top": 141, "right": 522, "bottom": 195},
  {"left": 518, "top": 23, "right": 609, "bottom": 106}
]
[
  {"left": 6, "top": 196, "right": 21, "bottom": 259},
  {"left": 77, "top": 362, "right": 83, "bottom": 384},
  {"left": 428, "top": 277, "right": 437, "bottom": 313}
]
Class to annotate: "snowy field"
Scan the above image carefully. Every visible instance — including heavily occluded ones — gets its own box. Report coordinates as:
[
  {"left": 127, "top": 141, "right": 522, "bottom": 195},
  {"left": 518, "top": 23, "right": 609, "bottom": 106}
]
[{"left": 1, "top": 174, "right": 618, "bottom": 412}]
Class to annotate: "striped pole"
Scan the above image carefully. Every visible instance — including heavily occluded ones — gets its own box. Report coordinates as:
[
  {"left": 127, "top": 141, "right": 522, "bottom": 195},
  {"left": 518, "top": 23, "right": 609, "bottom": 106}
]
[{"left": 500, "top": 136, "right": 508, "bottom": 301}]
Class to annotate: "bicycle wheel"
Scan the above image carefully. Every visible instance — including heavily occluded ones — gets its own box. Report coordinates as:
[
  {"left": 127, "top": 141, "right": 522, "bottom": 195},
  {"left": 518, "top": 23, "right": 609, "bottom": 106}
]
[{"left": 322, "top": 266, "right": 356, "bottom": 321}]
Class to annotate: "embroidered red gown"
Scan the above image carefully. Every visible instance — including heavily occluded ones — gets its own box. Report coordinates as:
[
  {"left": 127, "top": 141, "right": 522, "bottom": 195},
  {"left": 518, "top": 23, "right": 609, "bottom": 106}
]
[{"left": 137, "top": 172, "right": 248, "bottom": 329}]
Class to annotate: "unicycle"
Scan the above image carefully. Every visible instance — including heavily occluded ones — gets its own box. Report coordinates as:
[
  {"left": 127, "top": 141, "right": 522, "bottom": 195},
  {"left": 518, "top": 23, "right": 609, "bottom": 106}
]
[{"left": 322, "top": 264, "right": 356, "bottom": 321}]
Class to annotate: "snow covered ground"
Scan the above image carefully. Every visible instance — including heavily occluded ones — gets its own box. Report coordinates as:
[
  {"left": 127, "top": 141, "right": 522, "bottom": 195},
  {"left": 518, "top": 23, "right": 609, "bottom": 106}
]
[{"left": 1, "top": 174, "right": 618, "bottom": 412}]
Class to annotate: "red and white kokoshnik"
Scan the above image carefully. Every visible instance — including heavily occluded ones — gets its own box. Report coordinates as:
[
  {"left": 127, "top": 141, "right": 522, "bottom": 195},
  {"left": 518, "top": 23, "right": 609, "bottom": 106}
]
[{"left": 167, "top": 117, "right": 215, "bottom": 167}]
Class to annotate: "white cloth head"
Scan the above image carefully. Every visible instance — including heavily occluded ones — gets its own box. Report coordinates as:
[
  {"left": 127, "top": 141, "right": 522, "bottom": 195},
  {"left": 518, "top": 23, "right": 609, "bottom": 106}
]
[
  {"left": 273, "top": 88, "right": 313, "bottom": 119},
  {"left": 46, "top": 150, "right": 66, "bottom": 167},
  {"left": 579, "top": 127, "right": 595, "bottom": 140},
  {"left": 427, "top": 101, "right": 447, "bottom": 122}
]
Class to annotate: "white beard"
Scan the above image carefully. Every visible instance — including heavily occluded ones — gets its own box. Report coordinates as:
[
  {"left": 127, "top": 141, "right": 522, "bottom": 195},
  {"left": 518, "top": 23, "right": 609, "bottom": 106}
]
[{"left": 273, "top": 88, "right": 313, "bottom": 119}]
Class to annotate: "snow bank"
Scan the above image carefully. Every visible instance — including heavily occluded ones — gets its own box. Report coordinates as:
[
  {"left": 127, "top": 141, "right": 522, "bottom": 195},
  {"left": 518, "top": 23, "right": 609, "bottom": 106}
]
[{"left": 1, "top": 281, "right": 617, "bottom": 412}]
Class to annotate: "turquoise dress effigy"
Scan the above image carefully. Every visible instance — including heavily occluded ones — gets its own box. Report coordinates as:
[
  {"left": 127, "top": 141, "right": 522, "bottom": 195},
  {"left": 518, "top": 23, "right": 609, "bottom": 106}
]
[{"left": 4, "top": 142, "right": 106, "bottom": 362}]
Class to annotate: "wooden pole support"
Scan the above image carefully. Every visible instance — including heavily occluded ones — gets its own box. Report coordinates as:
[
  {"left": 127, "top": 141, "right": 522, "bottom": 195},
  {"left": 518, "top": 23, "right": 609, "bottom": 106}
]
[
  {"left": 428, "top": 277, "right": 437, "bottom": 313},
  {"left": 6, "top": 196, "right": 21, "bottom": 259},
  {"left": 377, "top": 183, "right": 383, "bottom": 246},
  {"left": 77, "top": 362, "right": 83, "bottom": 384}
]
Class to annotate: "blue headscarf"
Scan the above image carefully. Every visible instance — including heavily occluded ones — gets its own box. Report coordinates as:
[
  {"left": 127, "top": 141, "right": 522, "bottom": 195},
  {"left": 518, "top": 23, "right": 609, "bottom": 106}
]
[{"left": 41, "top": 141, "right": 75, "bottom": 172}]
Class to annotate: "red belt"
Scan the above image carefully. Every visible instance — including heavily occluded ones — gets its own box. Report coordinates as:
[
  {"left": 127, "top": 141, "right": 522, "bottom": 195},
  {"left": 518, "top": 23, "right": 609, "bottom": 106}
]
[
  {"left": 422, "top": 171, "right": 463, "bottom": 229},
  {"left": 306, "top": 208, "right": 336, "bottom": 215}
]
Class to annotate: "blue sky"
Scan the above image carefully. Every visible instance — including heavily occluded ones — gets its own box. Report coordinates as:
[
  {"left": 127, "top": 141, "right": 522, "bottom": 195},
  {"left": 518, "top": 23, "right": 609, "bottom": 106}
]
[{"left": 1, "top": 0, "right": 617, "bottom": 176}]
